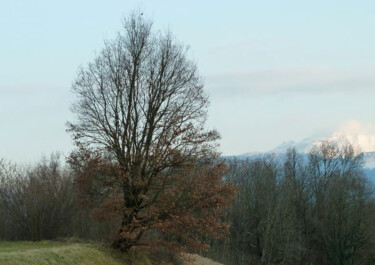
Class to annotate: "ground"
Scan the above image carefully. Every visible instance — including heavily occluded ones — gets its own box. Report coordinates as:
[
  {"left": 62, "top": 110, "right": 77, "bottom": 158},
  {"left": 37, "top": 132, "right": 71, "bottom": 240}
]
[{"left": 0, "top": 241, "right": 223, "bottom": 265}]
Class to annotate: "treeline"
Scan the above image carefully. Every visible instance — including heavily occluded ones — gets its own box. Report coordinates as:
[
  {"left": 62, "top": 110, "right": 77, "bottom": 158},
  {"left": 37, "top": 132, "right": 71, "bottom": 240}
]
[
  {"left": 0, "top": 154, "right": 116, "bottom": 242},
  {"left": 207, "top": 142, "right": 375, "bottom": 265},
  {"left": 1, "top": 142, "right": 375, "bottom": 265}
]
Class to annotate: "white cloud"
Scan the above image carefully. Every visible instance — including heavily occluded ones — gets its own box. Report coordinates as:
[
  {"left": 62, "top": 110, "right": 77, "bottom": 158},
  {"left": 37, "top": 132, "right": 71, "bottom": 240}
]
[{"left": 205, "top": 67, "right": 375, "bottom": 97}]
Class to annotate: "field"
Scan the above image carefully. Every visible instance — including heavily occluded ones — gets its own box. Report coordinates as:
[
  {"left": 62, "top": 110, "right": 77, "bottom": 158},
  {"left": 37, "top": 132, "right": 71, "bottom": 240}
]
[{"left": 0, "top": 241, "right": 222, "bottom": 265}]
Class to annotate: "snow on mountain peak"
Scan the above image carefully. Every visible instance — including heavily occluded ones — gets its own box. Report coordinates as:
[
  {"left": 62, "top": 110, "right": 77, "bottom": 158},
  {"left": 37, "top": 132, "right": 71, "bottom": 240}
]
[
  {"left": 331, "top": 120, "right": 375, "bottom": 153},
  {"left": 269, "top": 120, "right": 375, "bottom": 154},
  {"left": 238, "top": 120, "right": 375, "bottom": 169}
]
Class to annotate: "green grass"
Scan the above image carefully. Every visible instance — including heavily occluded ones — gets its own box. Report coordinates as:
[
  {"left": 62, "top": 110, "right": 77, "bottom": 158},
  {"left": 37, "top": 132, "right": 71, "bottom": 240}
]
[
  {"left": 0, "top": 241, "right": 152, "bottom": 265},
  {"left": 0, "top": 241, "right": 223, "bottom": 265}
]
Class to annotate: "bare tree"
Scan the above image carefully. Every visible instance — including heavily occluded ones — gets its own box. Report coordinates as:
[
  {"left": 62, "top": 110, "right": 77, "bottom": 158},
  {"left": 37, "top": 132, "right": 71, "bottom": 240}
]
[
  {"left": 67, "top": 12, "right": 234, "bottom": 252},
  {"left": 0, "top": 155, "right": 76, "bottom": 241},
  {"left": 208, "top": 144, "right": 375, "bottom": 265},
  {"left": 307, "top": 142, "right": 375, "bottom": 265}
]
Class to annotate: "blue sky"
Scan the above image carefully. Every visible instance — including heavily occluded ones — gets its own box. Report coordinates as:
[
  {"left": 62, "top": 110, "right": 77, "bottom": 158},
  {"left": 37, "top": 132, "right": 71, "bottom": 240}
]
[{"left": 1, "top": 0, "right": 375, "bottom": 162}]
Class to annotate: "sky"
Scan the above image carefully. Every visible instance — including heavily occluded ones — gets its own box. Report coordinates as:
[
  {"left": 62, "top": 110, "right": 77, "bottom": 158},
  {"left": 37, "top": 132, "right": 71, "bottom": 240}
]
[{"left": 1, "top": 0, "right": 375, "bottom": 163}]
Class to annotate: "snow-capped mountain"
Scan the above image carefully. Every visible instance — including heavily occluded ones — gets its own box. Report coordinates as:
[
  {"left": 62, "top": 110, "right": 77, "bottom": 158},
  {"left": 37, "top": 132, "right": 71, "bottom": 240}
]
[
  {"left": 268, "top": 132, "right": 374, "bottom": 155},
  {"left": 232, "top": 121, "right": 375, "bottom": 182},
  {"left": 239, "top": 129, "right": 375, "bottom": 169}
]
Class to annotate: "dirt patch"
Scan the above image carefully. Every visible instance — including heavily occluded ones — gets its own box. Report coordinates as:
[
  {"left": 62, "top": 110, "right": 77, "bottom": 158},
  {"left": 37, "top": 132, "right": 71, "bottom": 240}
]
[{"left": 181, "top": 254, "right": 223, "bottom": 265}]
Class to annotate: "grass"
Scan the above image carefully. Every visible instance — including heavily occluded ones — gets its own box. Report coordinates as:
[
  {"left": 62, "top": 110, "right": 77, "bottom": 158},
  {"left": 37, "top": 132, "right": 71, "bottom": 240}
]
[
  {"left": 0, "top": 241, "right": 222, "bottom": 265},
  {"left": 0, "top": 241, "right": 151, "bottom": 265}
]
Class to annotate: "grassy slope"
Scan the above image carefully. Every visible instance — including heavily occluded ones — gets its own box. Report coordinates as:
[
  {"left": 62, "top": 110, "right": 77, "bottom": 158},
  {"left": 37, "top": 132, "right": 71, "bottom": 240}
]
[
  {"left": 0, "top": 241, "right": 151, "bottom": 265},
  {"left": 0, "top": 241, "right": 222, "bottom": 265}
]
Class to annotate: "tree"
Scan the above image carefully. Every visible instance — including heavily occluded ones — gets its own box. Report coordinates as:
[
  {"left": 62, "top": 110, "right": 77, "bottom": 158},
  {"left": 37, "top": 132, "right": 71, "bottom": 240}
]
[
  {"left": 67, "top": 12, "right": 235, "bottom": 252},
  {"left": 207, "top": 144, "right": 375, "bottom": 265},
  {"left": 307, "top": 142, "right": 375, "bottom": 265},
  {"left": 0, "top": 155, "right": 76, "bottom": 241}
]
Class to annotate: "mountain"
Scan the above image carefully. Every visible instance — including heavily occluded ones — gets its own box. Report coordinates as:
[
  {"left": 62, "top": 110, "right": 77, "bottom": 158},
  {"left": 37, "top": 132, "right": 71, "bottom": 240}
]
[
  {"left": 239, "top": 131, "right": 375, "bottom": 168},
  {"left": 268, "top": 133, "right": 367, "bottom": 155},
  {"left": 236, "top": 131, "right": 375, "bottom": 183}
]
